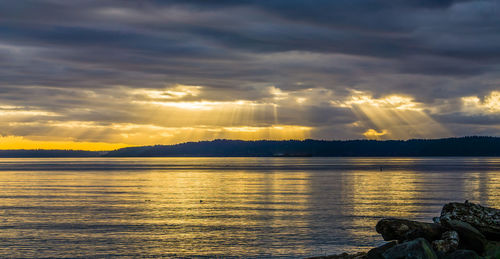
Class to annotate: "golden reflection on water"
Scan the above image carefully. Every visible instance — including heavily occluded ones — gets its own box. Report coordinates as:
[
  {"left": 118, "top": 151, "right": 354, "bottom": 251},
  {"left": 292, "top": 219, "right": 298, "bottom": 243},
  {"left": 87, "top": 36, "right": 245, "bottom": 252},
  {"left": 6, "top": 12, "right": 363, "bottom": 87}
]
[
  {"left": 0, "top": 157, "right": 499, "bottom": 257},
  {"left": 347, "top": 170, "right": 421, "bottom": 218},
  {"left": 463, "top": 171, "right": 500, "bottom": 204},
  {"left": 136, "top": 170, "right": 313, "bottom": 256},
  {"left": 341, "top": 170, "right": 422, "bottom": 249}
]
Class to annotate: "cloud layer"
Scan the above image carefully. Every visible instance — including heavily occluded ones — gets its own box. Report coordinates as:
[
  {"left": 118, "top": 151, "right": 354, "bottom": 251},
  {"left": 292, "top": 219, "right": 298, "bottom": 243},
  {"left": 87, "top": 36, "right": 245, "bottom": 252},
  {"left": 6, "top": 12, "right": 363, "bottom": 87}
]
[{"left": 0, "top": 0, "right": 499, "bottom": 149}]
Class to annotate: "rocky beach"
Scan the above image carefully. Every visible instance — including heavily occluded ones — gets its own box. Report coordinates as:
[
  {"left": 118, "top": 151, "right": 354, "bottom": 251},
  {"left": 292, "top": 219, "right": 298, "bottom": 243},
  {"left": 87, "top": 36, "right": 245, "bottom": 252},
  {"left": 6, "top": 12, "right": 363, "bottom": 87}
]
[{"left": 310, "top": 201, "right": 499, "bottom": 259}]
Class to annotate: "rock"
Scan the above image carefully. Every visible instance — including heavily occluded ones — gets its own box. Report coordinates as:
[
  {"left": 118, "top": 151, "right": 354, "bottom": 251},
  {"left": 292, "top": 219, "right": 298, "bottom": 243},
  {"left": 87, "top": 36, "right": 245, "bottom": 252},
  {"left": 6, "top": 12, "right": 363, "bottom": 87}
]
[
  {"left": 307, "top": 252, "right": 367, "bottom": 259},
  {"left": 366, "top": 241, "right": 398, "bottom": 259},
  {"left": 484, "top": 241, "right": 500, "bottom": 259},
  {"left": 376, "top": 218, "right": 444, "bottom": 242},
  {"left": 432, "top": 240, "right": 448, "bottom": 257},
  {"left": 442, "top": 230, "right": 459, "bottom": 242},
  {"left": 440, "top": 201, "right": 500, "bottom": 240},
  {"left": 381, "top": 238, "right": 437, "bottom": 259},
  {"left": 440, "top": 219, "right": 487, "bottom": 254},
  {"left": 431, "top": 230, "right": 459, "bottom": 254},
  {"left": 441, "top": 249, "right": 481, "bottom": 259}
]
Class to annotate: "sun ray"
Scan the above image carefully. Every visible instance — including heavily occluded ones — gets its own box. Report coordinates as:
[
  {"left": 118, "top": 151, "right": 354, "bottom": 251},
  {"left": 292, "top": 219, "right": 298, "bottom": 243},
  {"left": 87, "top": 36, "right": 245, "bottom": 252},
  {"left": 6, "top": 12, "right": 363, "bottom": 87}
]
[{"left": 334, "top": 91, "right": 450, "bottom": 139}]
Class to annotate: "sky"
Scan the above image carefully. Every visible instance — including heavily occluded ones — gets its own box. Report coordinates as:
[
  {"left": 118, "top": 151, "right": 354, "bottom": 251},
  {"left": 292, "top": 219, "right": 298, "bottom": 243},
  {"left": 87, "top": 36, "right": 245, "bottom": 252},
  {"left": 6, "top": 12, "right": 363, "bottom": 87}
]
[{"left": 1, "top": 0, "right": 499, "bottom": 150}]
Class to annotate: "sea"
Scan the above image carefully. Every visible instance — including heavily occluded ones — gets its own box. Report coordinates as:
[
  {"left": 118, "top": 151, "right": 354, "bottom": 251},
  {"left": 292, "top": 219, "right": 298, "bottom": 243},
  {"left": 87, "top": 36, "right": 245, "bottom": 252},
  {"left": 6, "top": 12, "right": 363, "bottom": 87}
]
[{"left": 0, "top": 157, "right": 498, "bottom": 258}]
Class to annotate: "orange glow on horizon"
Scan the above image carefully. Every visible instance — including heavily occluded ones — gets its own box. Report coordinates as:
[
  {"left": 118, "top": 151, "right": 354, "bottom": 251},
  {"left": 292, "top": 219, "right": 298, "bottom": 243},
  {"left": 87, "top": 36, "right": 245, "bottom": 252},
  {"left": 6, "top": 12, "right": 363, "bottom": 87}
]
[
  {"left": 0, "top": 124, "right": 311, "bottom": 150},
  {"left": 0, "top": 136, "right": 129, "bottom": 151}
]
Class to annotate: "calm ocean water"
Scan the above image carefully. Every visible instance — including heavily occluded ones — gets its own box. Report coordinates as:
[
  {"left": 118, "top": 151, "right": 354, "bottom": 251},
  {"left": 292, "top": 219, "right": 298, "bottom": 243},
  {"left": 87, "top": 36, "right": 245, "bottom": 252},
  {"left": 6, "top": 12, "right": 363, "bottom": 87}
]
[{"left": 0, "top": 157, "right": 498, "bottom": 258}]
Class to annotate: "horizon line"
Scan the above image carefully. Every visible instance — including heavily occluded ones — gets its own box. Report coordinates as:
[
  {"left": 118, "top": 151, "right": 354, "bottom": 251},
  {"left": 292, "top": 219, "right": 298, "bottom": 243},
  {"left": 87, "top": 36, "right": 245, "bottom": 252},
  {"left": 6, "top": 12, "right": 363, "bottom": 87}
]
[{"left": 0, "top": 136, "right": 497, "bottom": 152}]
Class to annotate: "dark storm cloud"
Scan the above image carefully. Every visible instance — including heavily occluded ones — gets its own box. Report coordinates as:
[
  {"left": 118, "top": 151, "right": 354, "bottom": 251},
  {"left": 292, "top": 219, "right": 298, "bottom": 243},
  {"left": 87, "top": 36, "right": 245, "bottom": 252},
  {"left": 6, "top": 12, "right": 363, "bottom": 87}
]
[
  {"left": 437, "top": 113, "right": 500, "bottom": 126},
  {"left": 2, "top": 1, "right": 499, "bottom": 62},
  {"left": 0, "top": 0, "right": 499, "bottom": 141}
]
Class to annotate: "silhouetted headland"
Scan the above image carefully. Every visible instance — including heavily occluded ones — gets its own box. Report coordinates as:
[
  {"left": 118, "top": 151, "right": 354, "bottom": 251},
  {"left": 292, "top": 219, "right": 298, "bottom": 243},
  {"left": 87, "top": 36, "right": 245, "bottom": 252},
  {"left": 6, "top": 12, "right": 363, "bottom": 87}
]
[
  {"left": 105, "top": 136, "right": 500, "bottom": 157},
  {"left": 0, "top": 136, "right": 499, "bottom": 157}
]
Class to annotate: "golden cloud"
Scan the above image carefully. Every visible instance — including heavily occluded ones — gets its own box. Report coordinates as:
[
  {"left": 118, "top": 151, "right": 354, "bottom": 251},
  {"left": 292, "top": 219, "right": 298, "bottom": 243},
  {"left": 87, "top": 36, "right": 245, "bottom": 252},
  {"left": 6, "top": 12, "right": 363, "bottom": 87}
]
[{"left": 461, "top": 91, "right": 500, "bottom": 114}]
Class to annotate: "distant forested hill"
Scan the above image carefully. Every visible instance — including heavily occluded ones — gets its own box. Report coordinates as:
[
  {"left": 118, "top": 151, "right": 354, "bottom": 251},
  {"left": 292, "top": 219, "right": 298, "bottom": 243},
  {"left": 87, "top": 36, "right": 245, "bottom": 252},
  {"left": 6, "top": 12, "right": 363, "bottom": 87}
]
[
  {"left": 104, "top": 136, "right": 500, "bottom": 157},
  {"left": 0, "top": 137, "right": 498, "bottom": 157}
]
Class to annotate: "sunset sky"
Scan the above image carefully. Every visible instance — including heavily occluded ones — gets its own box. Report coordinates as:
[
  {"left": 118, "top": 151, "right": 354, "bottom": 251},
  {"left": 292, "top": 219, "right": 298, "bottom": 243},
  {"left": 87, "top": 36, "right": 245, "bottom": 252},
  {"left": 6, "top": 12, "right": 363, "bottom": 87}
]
[{"left": 1, "top": 0, "right": 499, "bottom": 150}]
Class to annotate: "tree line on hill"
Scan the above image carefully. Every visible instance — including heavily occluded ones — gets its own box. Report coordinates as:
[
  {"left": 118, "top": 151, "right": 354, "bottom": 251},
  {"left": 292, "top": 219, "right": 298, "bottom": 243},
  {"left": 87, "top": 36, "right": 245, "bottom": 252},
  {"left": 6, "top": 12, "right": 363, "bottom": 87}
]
[{"left": 104, "top": 136, "right": 500, "bottom": 157}]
